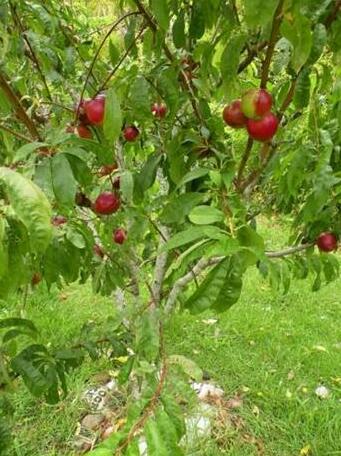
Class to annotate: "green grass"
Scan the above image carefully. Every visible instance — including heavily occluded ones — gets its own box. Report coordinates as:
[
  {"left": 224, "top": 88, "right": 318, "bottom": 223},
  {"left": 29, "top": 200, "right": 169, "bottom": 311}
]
[{"left": 3, "top": 217, "right": 341, "bottom": 455}]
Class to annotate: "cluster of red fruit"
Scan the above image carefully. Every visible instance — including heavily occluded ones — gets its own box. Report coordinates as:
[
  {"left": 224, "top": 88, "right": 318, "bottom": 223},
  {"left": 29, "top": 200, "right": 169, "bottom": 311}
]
[
  {"left": 223, "top": 88, "right": 279, "bottom": 142},
  {"left": 74, "top": 91, "right": 167, "bottom": 141}
]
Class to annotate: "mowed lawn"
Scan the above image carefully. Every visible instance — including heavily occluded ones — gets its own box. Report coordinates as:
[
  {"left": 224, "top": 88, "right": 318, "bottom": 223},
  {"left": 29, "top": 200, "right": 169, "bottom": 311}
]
[{"left": 3, "top": 218, "right": 341, "bottom": 455}]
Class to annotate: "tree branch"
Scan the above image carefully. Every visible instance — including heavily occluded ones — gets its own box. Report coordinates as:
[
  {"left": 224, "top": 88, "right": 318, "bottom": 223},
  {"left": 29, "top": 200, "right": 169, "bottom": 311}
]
[
  {"left": 0, "top": 71, "right": 41, "bottom": 140},
  {"left": 325, "top": 0, "right": 341, "bottom": 29},
  {"left": 164, "top": 243, "right": 314, "bottom": 313},
  {"left": 151, "top": 226, "right": 170, "bottom": 307},
  {"left": 236, "top": 136, "right": 254, "bottom": 187},
  {"left": 10, "top": 2, "right": 52, "bottom": 101},
  {"left": 132, "top": 0, "right": 206, "bottom": 129},
  {"left": 260, "top": 0, "right": 285, "bottom": 88},
  {"left": 96, "top": 23, "right": 147, "bottom": 94},
  {"left": 0, "top": 123, "right": 32, "bottom": 142},
  {"left": 76, "top": 10, "right": 142, "bottom": 120},
  {"left": 238, "top": 41, "right": 268, "bottom": 74}
]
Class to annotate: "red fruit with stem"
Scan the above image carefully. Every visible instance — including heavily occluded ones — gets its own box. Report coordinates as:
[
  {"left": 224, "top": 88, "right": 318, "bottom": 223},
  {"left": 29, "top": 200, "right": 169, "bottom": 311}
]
[
  {"left": 52, "top": 215, "right": 67, "bottom": 226},
  {"left": 94, "top": 192, "right": 120, "bottom": 215},
  {"left": 113, "top": 228, "right": 126, "bottom": 245},
  {"left": 123, "top": 126, "right": 139, "bottom": 142},
  {"left": 316, "top": 232, "right": 338, "bottom": 252},
  {"left": 246, "top": 112, "right": 279, "bottom": 142},
  {"left": 241, "top": 88, "right": 273, "bottom": 119},
  {"left": 98, "top": 163, "right": 117, "bottom": 177},
  {"left": 76, "top": 124, "right": 92, "bottom": 139},
  {"left": 223, "top": 100, "right": 247, "bottom": 128},
  {"left": 85, "top": 96, "right": 105, "bottom": 125},
  {"left": 93, "top": 244, "right": 105, "bottom": 258},
  {"left": 151, "top": 103, "right": 167, "bottom": 119}
]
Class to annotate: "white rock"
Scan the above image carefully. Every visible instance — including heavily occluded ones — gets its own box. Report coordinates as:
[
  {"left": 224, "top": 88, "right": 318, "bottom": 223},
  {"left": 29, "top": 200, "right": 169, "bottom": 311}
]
[
  {"left": 315, "top": 385, "right": 330, "bottom": 399},
  {"left": 191, "top": 382, "right": 224, "bottom": 400}
]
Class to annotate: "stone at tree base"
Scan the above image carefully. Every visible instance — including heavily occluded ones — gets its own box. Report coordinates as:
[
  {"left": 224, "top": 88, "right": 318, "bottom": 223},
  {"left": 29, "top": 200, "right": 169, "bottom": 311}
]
[{"left": 81, "top": 414, "right": 105, "bottom": 431}]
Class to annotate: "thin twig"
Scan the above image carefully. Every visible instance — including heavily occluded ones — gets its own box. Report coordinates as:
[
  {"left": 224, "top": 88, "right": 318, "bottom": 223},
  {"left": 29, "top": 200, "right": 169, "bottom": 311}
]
[
  {"left": 325, "top": 0, "right": 341, "bottom": 28},
  {"left": 97, "top": 24, "right": 147, "bottom": 94},
  {"left": 0, "top": 71, "right": 41, "bottom": 140},
  {"left": 236, "top": 136, "right": 254, "bottom": 186},
  {"left": 76, "top": 10, "right": 142, "bottom": 121},
  {"left": 238, "top": 41, "right": 268, "bottom": 73},
  {"left": 10, "top": 2, "right": 52, "bottom": 101},
  {"left": 260, "top": 0, "right": 285, "bottom": 88},
  {"left": 0, "top": 123, "right": 32, "bottom": 142}
]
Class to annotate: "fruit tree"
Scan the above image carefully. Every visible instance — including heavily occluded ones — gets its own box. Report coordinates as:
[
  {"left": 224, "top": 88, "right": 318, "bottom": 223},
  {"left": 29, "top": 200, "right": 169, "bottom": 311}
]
[{"left": 0, "top": 0, "right": 341, "bottom": 454}]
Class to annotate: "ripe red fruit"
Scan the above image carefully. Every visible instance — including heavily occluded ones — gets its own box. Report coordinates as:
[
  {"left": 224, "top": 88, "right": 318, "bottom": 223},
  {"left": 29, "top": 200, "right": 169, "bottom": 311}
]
[
  {"left": 31, "top": 272, "right": 42, "bottom": 286},
  {"left": 151, "top": 103, "right": 167, "bottom": 119},
  {"left": 76, "top": 124, "right": 92, "bottom": 139},
  {"left": 52, "top": 215, "right": 67, "bottom": 226},
  {"left": 241, "top": 88, "right": 272, "bottom": 119},
  {"left": 223, "top": 100, "right": 247, "bottom": 128},
  {"left": 94, "top": 192, "right": 120, "bottom": 215},
  {"left": 98, "top": 164, "right": 117, "bottom": 177},
  {"left": 85, "top": 96, "right": 105, "bottom": 125},
  {"left": 246, "top": 112, "right": 279, "bottom": 142},
  {"left": 123, "top": 126, "right": 139, "bottom": 142},
  {"left": 113, "top": 228, "right": 126, "bottom": 245},
  {"left": 316, "top": 232, "right": 338, "bottom": 252},
  {"left": 93, "top": 244, "right": 105, "bottom": 258}
]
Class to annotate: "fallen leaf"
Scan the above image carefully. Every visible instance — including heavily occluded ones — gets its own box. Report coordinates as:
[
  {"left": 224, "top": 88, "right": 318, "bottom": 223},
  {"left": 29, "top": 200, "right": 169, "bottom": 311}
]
[
  {"left": 252, "top": 405, "right": 260, "bottom": 417},
  {"left": 226, "top": 396, "right": 243, "bottom": 409},
  {"left": 300, "top": 444, "right": 312, "bottom": 455},
  {"left": 312, "top": 345, "right": 328, "bottom": 352}
]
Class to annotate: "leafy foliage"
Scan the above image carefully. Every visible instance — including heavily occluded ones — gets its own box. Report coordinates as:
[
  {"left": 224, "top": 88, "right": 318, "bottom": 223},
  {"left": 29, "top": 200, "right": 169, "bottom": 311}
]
[{"left": 0, "top": 0, "right": 341, "bottom": 452}]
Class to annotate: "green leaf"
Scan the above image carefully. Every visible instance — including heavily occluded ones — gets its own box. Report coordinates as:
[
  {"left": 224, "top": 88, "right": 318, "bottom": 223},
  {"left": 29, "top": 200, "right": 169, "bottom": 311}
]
[
  {"left": 103, "top": 87, "right": 122, "bottom": 144},
  {"left": 145, "top": 418, "right": 168, "bottom": 456},
  {"left": 155, "top": 409, "right": 184, "bottom": 455},
  {"left": 161, "top": 394, "right": 186, "bottom": 439},
  {"left": 237, "top": 226, "right": 265, "bottom": 257},
  {"left": 293, "top": 67, "right": 311, "bottom": 109},
  {"left": 172, "top": 14, "right": 186, "bottom": 48},
  {"left": 0, "top": 167, "right": 52, "bottom": 253},
  {"left": 151, "top": 0, "right": 170, "bottom": 30},
  {"left": 161, "top": 193, "right": 205, "bottom": 224},
  {"left": 281, "top": 14, "right": 313, "bottom": 72},
  {"left": 129, "top": 76, "right": 150, "bottom": 119},
  {"left": 164, "top": 226, "right": 225, "bottom": 251},
  {"left": 189, "top": 2, "right": 205, "bottom": 40},
  {"left": 176, "top": 167, "right": 209, "bottom": 189},
  {"left": 120, "top": 170, "right": 134, "bottom": 203},
  {"left": 189, "top": 205, "right": 224, "bottom": 225},
  {"left": 185, "top": 258, "right": 230, "bottom": 314},
  {"left": 0, "top": 317, "right": 37, "bottom": 332},
  {"left": 212, "top": 256, "right": 243, "bottom": 312},
  {"left": 136, "top": 311, "right": 159, "bottom": 362},
  {"left": 308, "top": 23, "right": 327, "bottom": 64},
  {"left": 220, "top": 33, "right": 246, "bottom": 97},
  {"left": 87, "top": 449, "right": 113, "bottom": 456},
  {"left": 13, "top": 142, "right": 48, "bottom": 162},
  {"left": 109, "top": 39, "right": 120, "bottom": 66},
  {"left": 168, "top": 355, "right": 203, "bottom": 381},
  {"left": 242, "top": 0, "right": 279, "bottom": 28},
  {"left": 51, "top": 154, "right": 77, "bottom": 207},
  {"left": 134, "top": 153, "right": 162, "bottom": 199}
]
